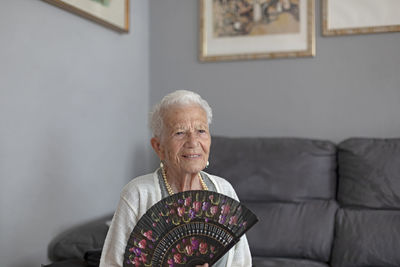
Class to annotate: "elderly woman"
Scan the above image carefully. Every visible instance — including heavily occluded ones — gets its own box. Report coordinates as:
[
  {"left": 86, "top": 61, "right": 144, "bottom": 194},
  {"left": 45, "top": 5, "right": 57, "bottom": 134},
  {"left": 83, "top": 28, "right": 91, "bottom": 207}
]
[{"left": 99, "top": 90, "right": 252, "bottom": 267}]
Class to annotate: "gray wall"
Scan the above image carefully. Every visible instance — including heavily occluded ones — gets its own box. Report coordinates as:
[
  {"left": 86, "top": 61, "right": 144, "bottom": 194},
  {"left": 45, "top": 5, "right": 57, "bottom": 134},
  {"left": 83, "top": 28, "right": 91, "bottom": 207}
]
[
  {"left": 0, "top": 0, "right": 149, "bottom": 266},
  {"left": 149, "top": 0, "right": 400, "bottom": 143},
  {"left": 1, "top": 0, "right": 400, "bottom": 266}
]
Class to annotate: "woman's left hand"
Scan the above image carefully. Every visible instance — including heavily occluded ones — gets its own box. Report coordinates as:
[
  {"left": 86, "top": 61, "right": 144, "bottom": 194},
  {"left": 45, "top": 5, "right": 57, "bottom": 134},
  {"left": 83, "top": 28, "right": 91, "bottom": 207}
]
[{"left": 196, "top": 264, "right": 209, "bottom": 267}]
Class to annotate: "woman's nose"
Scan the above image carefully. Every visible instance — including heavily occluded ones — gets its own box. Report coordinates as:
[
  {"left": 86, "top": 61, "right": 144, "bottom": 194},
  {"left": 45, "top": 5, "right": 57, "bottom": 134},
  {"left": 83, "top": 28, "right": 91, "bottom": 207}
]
[{"left": 185, "top": 132, "right": 198, "bottom": 147}]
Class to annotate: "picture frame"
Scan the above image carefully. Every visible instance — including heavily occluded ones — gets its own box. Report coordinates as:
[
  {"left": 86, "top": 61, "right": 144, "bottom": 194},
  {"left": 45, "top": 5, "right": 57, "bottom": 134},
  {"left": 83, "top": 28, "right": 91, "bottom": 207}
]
[
  {"left": 199, "top": 0, "right": 315, "bottom": 62},
  {"left": 43, "top": 0, "right": 130, "bottom": 33},
  {"left": 322, "top": 0, "right": 400, "bottom": 36}
]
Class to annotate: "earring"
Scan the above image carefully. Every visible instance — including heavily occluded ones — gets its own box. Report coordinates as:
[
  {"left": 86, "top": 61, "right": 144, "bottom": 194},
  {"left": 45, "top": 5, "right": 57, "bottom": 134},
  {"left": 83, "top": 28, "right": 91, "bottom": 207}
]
[
  {"left": 160, "top": 161, "right": 164, "bottom": 168},
  {"left": 206, "top": 161, "right": 209, "bottom": 168}
]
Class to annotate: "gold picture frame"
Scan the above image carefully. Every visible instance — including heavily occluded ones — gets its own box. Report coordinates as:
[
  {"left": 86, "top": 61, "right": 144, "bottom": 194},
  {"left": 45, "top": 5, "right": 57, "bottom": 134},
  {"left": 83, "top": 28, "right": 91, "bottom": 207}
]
[
  {"left": 43, "top": 0, "right": 129, "bottom": 33},
  {"left": 322, "top": 0, "right": 400, "bottom": 36},
  {"left": 199, "top": 0, "right": 315, "bottom": 62}
]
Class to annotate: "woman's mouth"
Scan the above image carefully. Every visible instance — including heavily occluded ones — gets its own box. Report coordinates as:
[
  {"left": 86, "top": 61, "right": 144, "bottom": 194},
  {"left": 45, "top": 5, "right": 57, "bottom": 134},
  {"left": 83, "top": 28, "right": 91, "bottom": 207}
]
[{"left": 182, "top": 154, "right": 201, "bottom": 158}]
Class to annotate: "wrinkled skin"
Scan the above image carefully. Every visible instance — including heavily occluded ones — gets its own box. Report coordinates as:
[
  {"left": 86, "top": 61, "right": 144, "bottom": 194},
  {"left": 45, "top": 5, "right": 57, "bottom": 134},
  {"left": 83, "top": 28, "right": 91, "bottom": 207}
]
[{"left": 151, "top": 104, "right": 211, "bottom": 193}]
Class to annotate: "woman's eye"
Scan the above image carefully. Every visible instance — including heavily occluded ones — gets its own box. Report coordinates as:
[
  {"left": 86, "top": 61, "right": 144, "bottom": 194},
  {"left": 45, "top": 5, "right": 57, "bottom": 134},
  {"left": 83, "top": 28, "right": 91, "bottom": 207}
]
[
  {"left": 175, "top": 131, "right": 184, "bottom": 136},
  {"left": 198, "top": 129, "right": 206, "bottom": 134}
]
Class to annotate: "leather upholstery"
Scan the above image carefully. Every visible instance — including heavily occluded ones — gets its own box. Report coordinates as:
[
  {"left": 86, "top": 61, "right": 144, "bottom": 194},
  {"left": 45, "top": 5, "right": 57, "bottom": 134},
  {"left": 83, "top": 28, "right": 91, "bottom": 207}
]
[{"left": 207, "top": 137, "right": 400, "bottom": 267}]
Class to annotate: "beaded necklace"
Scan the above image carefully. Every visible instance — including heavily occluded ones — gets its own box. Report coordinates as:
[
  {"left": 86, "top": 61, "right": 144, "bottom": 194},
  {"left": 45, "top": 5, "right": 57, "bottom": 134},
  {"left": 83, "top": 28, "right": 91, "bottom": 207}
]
[{"left": 161, "top": 166, "right": 208, "bottom": 196}]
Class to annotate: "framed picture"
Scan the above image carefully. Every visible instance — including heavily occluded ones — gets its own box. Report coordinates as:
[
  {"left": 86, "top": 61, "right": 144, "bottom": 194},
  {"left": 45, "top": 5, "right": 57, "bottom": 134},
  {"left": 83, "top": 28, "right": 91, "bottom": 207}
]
[
  {"left": 43, "top": 0, "right": 129, "bottom": 32},
  {"left": 322, "top": 0, "right": 400, "bottom": 36},
  {"left": 199, "top": 0, "right": 315, "bottom": 62}
]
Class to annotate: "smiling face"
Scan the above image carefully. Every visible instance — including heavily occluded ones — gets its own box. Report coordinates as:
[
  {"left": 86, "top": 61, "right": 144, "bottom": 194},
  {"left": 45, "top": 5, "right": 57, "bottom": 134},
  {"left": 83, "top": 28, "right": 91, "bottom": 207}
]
[{"left": 151, "top": 104, "right": 211, "bottom": 178}]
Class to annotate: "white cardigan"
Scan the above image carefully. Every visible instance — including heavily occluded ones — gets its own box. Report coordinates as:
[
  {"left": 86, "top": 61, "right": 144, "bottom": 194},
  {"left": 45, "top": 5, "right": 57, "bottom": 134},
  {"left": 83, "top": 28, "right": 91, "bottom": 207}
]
[{"left": 100, "top": 170, "right": 252, "bottom": 267}]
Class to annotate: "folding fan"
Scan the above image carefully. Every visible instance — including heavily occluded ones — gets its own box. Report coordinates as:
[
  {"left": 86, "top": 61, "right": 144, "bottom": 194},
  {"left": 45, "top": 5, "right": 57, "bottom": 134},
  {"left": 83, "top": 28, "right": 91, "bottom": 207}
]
[{"left": 123, "top": 190, "right": 258, "bottom": 267}]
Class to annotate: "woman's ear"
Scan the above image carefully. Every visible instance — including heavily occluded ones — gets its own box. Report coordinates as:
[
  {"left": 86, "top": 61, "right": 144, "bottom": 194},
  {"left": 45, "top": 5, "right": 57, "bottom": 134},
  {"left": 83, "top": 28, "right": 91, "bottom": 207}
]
[{"left": 151, "top": 137, "right": 164, "bottom": 160}]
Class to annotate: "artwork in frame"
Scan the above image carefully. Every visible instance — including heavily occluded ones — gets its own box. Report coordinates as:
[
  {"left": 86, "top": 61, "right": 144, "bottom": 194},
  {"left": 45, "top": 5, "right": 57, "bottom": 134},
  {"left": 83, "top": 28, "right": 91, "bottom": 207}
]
[
  {"left": 43, "top": 0, "right": 129, "bottom": 33},
  {"left": 322, "top": 0, "right": 400, "bottom": 36},
  {"left": 199, "top": 0, "right": 315, "bottom": 62}
]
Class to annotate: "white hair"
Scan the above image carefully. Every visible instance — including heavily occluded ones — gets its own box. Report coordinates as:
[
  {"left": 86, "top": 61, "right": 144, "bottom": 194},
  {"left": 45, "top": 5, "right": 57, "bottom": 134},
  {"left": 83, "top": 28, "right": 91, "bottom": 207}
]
[{"left": 149, "top": 90, "right": 213, "bottom": 137}]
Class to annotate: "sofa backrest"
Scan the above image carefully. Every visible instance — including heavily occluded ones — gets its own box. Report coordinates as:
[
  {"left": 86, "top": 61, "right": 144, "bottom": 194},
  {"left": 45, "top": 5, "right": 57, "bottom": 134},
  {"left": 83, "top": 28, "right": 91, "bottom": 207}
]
[
  {"left": 331, "top": 138, "right": 400, "bottom": 267},
  {"left": 207, "top": 136, "right": 338, "bottom": 262}
]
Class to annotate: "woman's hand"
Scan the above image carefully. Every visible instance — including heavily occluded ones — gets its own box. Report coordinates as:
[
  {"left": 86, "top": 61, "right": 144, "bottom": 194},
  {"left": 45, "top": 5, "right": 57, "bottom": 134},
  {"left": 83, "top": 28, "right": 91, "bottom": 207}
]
[{"left": 195, "top": 264, "right": 209, "bottom": 267}]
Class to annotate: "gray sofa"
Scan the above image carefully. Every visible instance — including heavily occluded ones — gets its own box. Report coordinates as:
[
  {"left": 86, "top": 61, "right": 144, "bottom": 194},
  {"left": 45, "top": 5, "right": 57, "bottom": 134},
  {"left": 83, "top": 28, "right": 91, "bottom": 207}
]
[{"left": 46, "top": 137, "right": 400, "bottom": 267}]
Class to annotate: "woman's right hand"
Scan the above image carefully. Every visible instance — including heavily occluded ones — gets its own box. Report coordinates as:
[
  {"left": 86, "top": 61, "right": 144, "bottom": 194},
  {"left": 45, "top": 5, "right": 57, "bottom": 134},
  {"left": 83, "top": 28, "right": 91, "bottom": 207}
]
[{"left": 196, "top": 264, "right": 209, "bottom": 267}]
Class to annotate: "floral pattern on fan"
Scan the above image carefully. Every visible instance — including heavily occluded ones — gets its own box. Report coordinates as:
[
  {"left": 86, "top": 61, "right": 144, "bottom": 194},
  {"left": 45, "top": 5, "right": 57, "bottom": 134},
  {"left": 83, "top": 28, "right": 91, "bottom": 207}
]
[
  {"left": 124, "top": 190, "right": 258, "bottom": 267},
  {"left": 165, "top": 236, "right": 218, "bottom": 266}
]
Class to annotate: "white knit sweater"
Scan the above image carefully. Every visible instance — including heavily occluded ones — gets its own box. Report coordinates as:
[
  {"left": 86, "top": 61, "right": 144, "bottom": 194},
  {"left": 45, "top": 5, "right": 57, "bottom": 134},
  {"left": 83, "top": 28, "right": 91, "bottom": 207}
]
[{"left": 99, "top": 170, "right": 252, "bottom": 267}]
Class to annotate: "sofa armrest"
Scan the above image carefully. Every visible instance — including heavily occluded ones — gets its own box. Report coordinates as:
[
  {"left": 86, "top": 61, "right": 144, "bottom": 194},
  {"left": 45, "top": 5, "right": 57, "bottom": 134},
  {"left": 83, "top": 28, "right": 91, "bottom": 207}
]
[{"left": 48, "top": 214, "right": 113, "bottom": 262}]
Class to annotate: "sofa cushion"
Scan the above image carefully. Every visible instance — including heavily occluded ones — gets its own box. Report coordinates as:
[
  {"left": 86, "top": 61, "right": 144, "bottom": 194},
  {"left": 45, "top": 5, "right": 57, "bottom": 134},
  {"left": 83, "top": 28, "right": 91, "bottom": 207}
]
[
  {"left": 331, "top": 208, "right": 400, "bottom": 267},
  {"left": 208, "top": 137, "right": 337, "bottom": 201},
  {"left": 338, "top": 138, "right": 400, "bottom": 208},
  {"left": 48, "top": 215, "right": 112, "bottom": 261},
  {"left": 252, "top": 257, "right": 330, "bottom": 267},
  {"left": 246, "top": 200, "right": 338, "bottom": 262}
]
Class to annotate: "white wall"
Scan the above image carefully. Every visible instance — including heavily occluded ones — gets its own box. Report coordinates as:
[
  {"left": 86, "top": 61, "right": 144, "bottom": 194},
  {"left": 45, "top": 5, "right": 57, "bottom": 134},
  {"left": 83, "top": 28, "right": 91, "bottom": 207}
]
[
  {"left": 0, "top": 0, "right": 150, "bottom": 266},
  {"left": 149, "top": 0, "right": 400, "bottom": 143}
]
